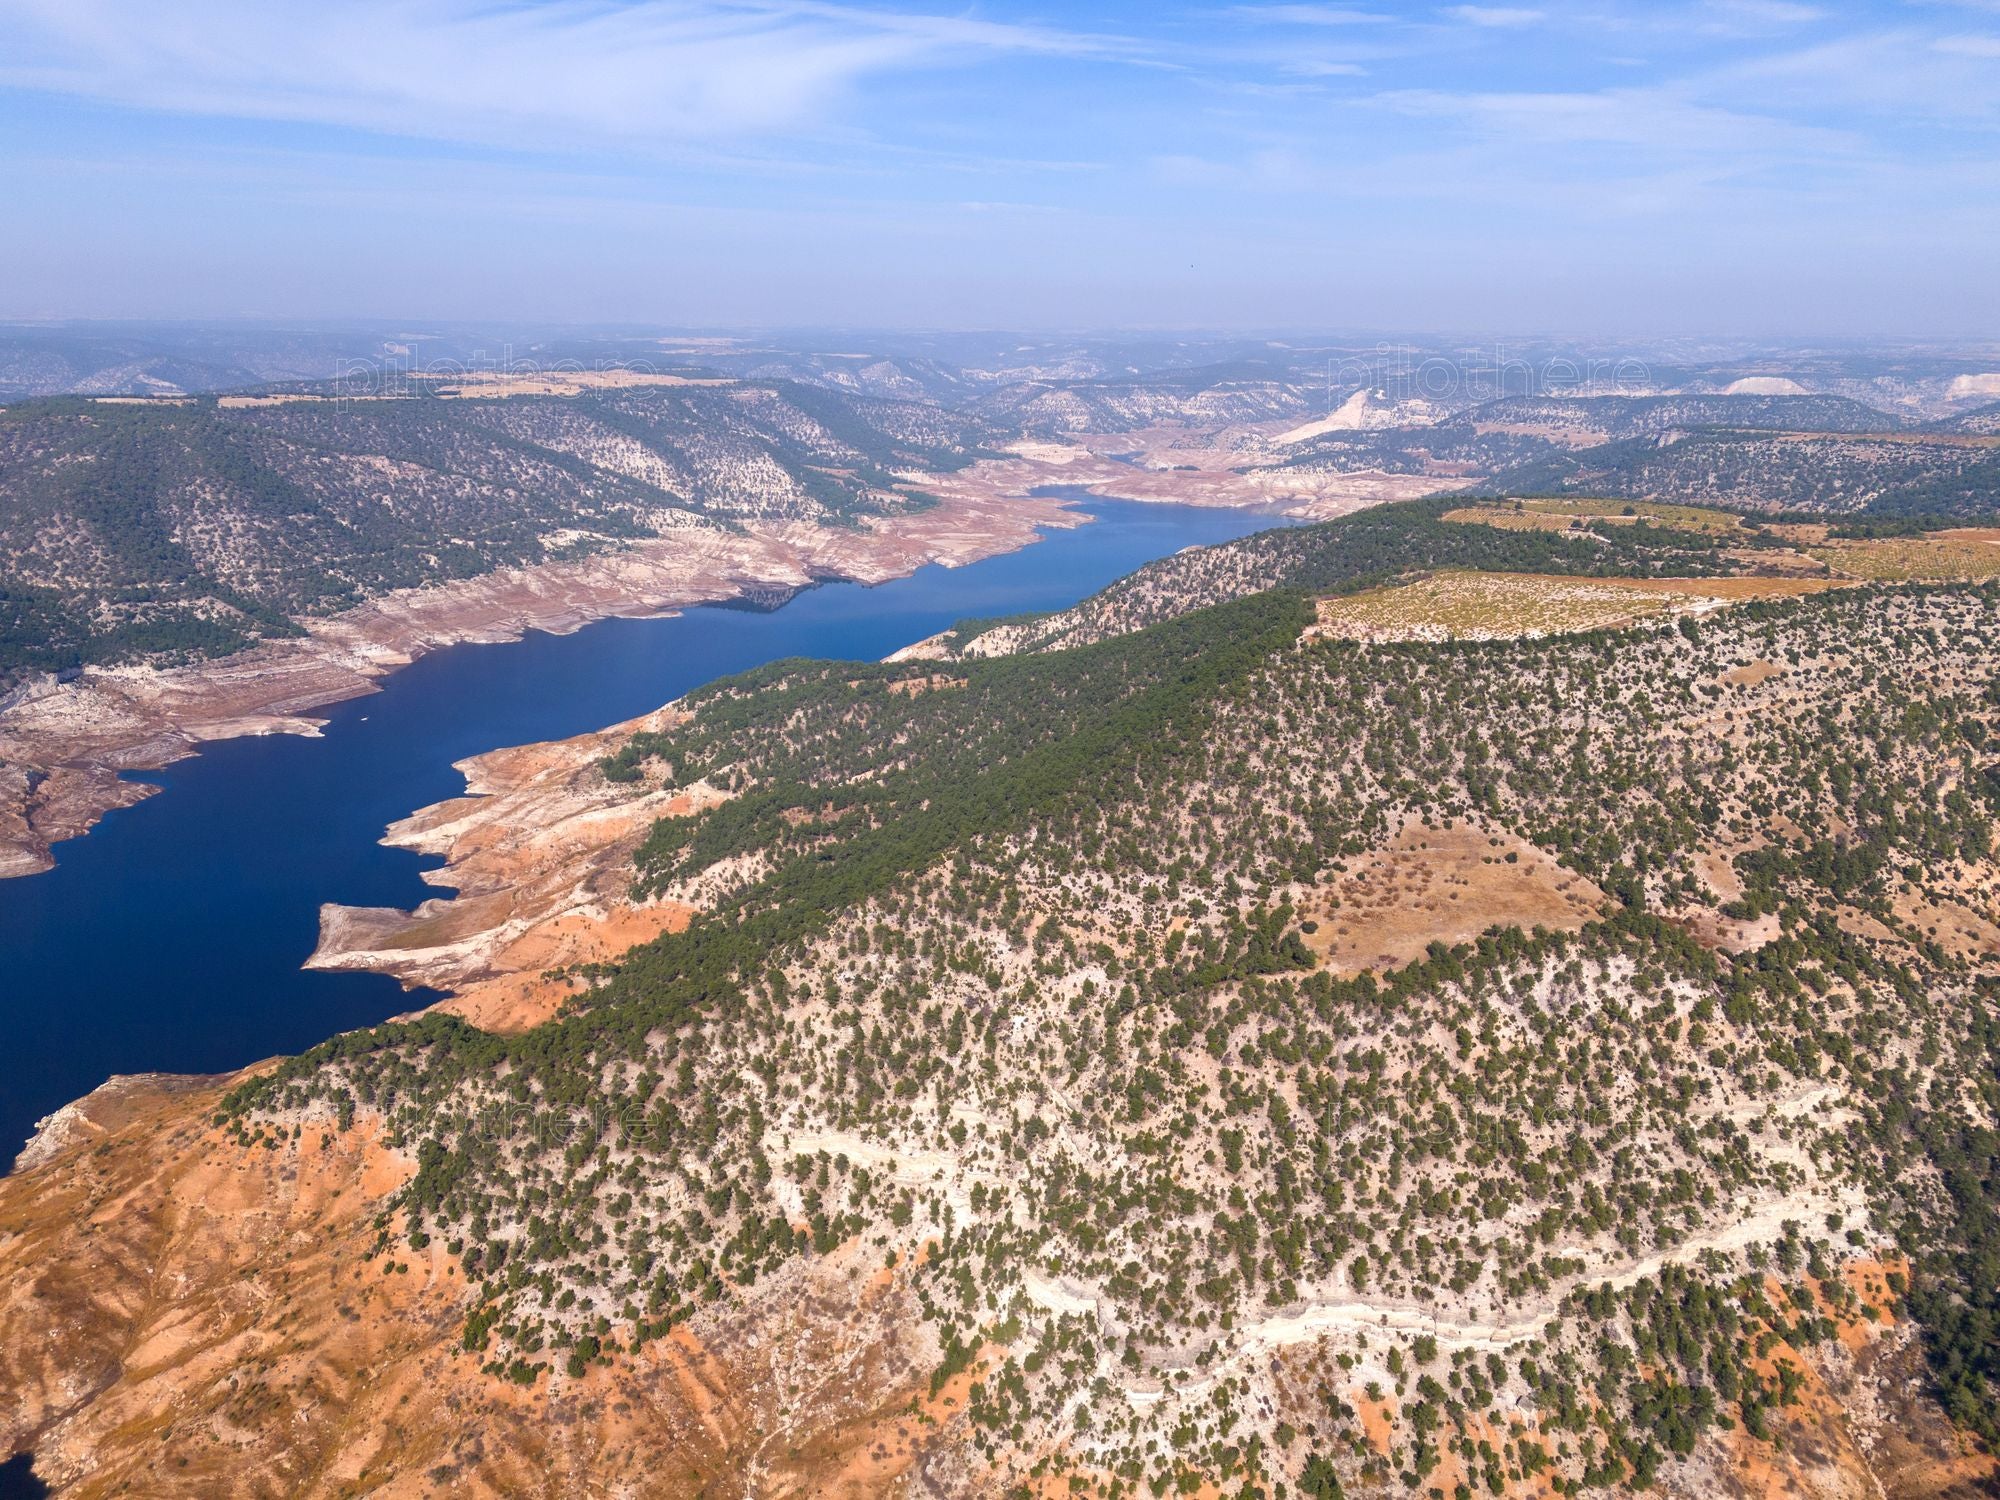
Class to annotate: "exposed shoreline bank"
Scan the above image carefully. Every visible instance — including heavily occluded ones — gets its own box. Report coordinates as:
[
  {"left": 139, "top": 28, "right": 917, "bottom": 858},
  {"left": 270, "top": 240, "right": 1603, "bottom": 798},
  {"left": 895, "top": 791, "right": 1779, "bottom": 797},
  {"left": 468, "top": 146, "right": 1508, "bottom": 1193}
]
[
  {"left": 0, "top": 477, "right": 1084, "bottom": 880},
  {"left": 5, "top": 481, "right": 1310, "bottom": 1178},
  {"left": 0, "top": 422, "right": 1452, "bottom": 880}
]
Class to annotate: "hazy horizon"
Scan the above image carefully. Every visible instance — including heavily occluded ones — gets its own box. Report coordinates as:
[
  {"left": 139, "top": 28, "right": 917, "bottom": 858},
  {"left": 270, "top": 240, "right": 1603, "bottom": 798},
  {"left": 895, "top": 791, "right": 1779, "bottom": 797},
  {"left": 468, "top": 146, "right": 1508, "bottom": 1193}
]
[
  {"left": 5, "top": 317, "right": 2000, "bottom": 350},
  {"left": 2, "top": 0, "right": 1998, "bottom": 335}
]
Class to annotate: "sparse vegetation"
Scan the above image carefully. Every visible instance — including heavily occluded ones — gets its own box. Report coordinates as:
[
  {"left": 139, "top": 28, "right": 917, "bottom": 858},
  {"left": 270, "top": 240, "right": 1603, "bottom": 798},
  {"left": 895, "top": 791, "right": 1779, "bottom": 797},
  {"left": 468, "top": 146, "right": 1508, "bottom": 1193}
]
[
  {"left": 225, "top": 496, "right": 2000, "bottom": 1495},
  {"left": 0, "top": 382, "right": 991, "bottom": 688}
]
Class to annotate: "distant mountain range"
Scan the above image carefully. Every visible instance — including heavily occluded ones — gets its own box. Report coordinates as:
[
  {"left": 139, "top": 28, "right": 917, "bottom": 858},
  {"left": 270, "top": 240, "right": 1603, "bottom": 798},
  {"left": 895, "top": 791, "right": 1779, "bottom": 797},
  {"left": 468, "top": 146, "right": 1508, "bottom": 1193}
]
[
  {"left": 0, "top": 378, "right": 993, "bottom": 688},
  {"left": 6, "top": 327, "right": 2000, "bottom": 692}
]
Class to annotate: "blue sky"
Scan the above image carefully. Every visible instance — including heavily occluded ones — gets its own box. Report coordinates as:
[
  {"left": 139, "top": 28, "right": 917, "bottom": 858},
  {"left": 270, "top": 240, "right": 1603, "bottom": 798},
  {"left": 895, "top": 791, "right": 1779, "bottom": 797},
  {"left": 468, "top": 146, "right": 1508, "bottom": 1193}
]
[{"left": 0, "top": 0, "right": 1996, "bottom": 333}]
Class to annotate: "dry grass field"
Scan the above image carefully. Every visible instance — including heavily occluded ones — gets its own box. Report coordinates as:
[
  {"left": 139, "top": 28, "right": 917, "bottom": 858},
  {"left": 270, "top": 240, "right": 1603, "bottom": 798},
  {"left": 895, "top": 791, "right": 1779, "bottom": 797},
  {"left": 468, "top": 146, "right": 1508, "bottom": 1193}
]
[
  {"left": 1443, "top": 498, "right": 1752, "bottom": 535},
  {"left": 1312, "top": 569, "right": 1842, "bottom": 641},
  {"left": 408, "top": 369, "right": 737, "bottom": 398},
  {"left": 1810, "top": 531, "right": 2000, "bottom": 582},
  {"left": 1448, "top": 504, "right": 2000, "bottom": 585}
]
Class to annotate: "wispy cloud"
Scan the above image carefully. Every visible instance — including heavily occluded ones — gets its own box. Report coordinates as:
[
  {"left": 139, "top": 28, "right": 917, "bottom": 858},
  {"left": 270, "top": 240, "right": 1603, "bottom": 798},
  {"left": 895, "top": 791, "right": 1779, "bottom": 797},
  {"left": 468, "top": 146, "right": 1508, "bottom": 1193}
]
[
  {"left": 1280, "top": 58, "right": 1370, "bottom": 74},
  {"left": 1, "top": 0, "right": 1995, "bottom": 331},
  {"left": 1233, "top": 5, "right": 1395, "bottom": 25},
  {"left": 1715, "top": 29, "right": 2000, "bottom": 121},
  {"left": 1705, "top": 0, "right": 1825, "bottom": 25},
  {"left": 0, "top": 0, "right": 1111, "bottom": 150},
  {"left": 1447, "top": 6, "right": 1545, "bottom": 27},
  {"left": 1374, "top": 83, "right": 1855, "bottom": 157}
]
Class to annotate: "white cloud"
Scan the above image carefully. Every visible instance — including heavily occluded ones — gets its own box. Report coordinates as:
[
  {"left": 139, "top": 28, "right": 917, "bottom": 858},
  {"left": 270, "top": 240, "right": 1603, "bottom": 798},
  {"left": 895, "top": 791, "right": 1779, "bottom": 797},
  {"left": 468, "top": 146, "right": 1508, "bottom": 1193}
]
[
  {"left": 1717, "top": 31, "right": 2000, "bottom": 121},
  {"left": 1706, "top": 0, "right": 1824, "bottom": 25},
  {"left": 1934, "top": 32, "right": 2000, "bottom": 55},
  {"left": 0, "top": 0, "right": 1108, "bottom": 149},
  {"left": 1236, "top": 5, "right": 1395, "bottom": 25},
  {"left": 1446, "top": 6, "right": 1545, "bottom": 26},
  {"left": 1374, "top": 83, "right": 1852, "bottom": 158}
]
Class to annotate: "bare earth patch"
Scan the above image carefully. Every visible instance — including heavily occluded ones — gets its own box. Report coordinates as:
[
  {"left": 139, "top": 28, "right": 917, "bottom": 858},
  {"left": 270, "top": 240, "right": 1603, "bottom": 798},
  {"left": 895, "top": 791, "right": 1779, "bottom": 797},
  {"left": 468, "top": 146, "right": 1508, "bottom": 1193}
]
[
  {"left": 1892, "top": 892, "right": 2000, "bottom": 964},
  {"left": 214, "top": 393, "right": 411, "bottom": 408},
  {"left": 1441, "top": 505, "right": 1602, "bottom": 533},
  {"left": 1720, "top": 659, "right": 1782, "bottom": 688},
  {"left": 1297, "top": 820, "right": 1608, "bottom": 976},
  {"left": 0, "top": 1077, "right": 954, "bottom": 1498}
]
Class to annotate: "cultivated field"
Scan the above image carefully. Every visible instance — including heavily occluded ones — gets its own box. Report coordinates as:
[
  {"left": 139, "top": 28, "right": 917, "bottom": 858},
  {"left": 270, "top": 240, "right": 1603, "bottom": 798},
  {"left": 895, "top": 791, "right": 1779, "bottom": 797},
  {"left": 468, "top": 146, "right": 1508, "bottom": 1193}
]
[{"left": 1811, "top": 531, "right": 2000, "bottom": 581}]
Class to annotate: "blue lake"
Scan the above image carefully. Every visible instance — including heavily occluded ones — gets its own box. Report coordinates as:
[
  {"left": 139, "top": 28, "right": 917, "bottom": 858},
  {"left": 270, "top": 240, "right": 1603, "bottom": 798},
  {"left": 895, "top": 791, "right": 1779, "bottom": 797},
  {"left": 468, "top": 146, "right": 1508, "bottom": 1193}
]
[{"left": 0, "top": 496, "right": 1293, "bottom": 1162}]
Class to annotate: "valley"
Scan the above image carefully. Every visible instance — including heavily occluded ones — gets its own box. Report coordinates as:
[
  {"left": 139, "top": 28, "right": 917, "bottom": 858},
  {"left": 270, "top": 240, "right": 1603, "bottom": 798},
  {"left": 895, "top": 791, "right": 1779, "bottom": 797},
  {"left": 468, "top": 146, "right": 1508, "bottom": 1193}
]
[
  {"left": 8, "top": 480, "right": 2000, "bottom": 1497},
  {"left": 7, "top": 0, "right": 2000, "bottom": 1486},
  {"left": 0, "top": 479, "right": 1080, "bottom": 878},
  {"left": 9, "top": 336, "right": 2000, "bottom": 880},
  {"left": 6, "top": 336, "right": 2000, "bottom": 1499}
]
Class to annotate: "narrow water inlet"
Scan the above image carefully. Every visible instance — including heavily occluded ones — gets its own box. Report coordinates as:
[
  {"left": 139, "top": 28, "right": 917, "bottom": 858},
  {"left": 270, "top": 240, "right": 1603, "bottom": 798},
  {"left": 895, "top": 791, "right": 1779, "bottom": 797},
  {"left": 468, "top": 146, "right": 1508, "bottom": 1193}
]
[{"left": 0, "top": 1454, "right": 49, "bottom": 1500}]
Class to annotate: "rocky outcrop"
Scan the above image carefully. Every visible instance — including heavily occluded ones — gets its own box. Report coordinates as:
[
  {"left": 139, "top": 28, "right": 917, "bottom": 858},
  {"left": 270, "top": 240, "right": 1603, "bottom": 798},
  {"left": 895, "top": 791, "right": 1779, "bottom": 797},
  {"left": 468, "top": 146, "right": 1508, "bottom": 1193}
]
[
  {"left": 2, "top": 1065, "right": 1989, "bottom": 1499},
  {"left": 306, "top": 702, "right": 714, "bottom": 1032},
  {"left": 0, "top": 1072, "right": 965, "bottom": 1498}
]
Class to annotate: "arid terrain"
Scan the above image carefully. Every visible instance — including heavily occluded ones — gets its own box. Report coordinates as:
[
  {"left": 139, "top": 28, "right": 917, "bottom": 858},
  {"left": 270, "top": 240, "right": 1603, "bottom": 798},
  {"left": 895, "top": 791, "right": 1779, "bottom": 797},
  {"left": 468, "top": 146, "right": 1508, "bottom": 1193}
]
[
  {"left": 11, "top": 337, "right": 2000, "bottom": 880},
  {"left": 14, "top": 0, "right": 2000, "bottom": 1456},
  {"left": 10, "top": 335, "right": 2000, "bottom": 1497},
  {"left": 8, "top": 487, "right": 2000, "bottom": 1498},
  {"left": 0, "top": 410, "right": 1420, "bottom": 879},
  {"left": 1, "top": 1067, "right": 1984, "bottom": 1500},
  {"left": 303, "top": 700, "right": 711, "bottom": 1032}
]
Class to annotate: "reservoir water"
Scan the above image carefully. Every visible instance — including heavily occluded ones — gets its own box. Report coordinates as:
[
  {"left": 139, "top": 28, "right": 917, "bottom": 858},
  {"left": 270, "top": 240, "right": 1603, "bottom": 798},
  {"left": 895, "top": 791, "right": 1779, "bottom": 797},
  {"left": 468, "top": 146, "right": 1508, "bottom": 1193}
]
[{"left": 0, "top": 496, "right": 1294, "bottom": 1162}]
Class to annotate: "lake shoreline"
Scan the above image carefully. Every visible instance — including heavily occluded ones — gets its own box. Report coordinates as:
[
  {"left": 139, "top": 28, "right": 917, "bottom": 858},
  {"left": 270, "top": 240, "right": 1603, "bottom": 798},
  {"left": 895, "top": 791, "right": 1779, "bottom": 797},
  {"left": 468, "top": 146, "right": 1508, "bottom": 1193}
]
[
  {"left": 0, "top": 481, "right": 1086, "bottom": 880},
  {"left": 4, "top": 495, "right": 1309, "bottom": 1179},
  {"left": 0, "top": 423, "right": 1418, "bottom": 881}
]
